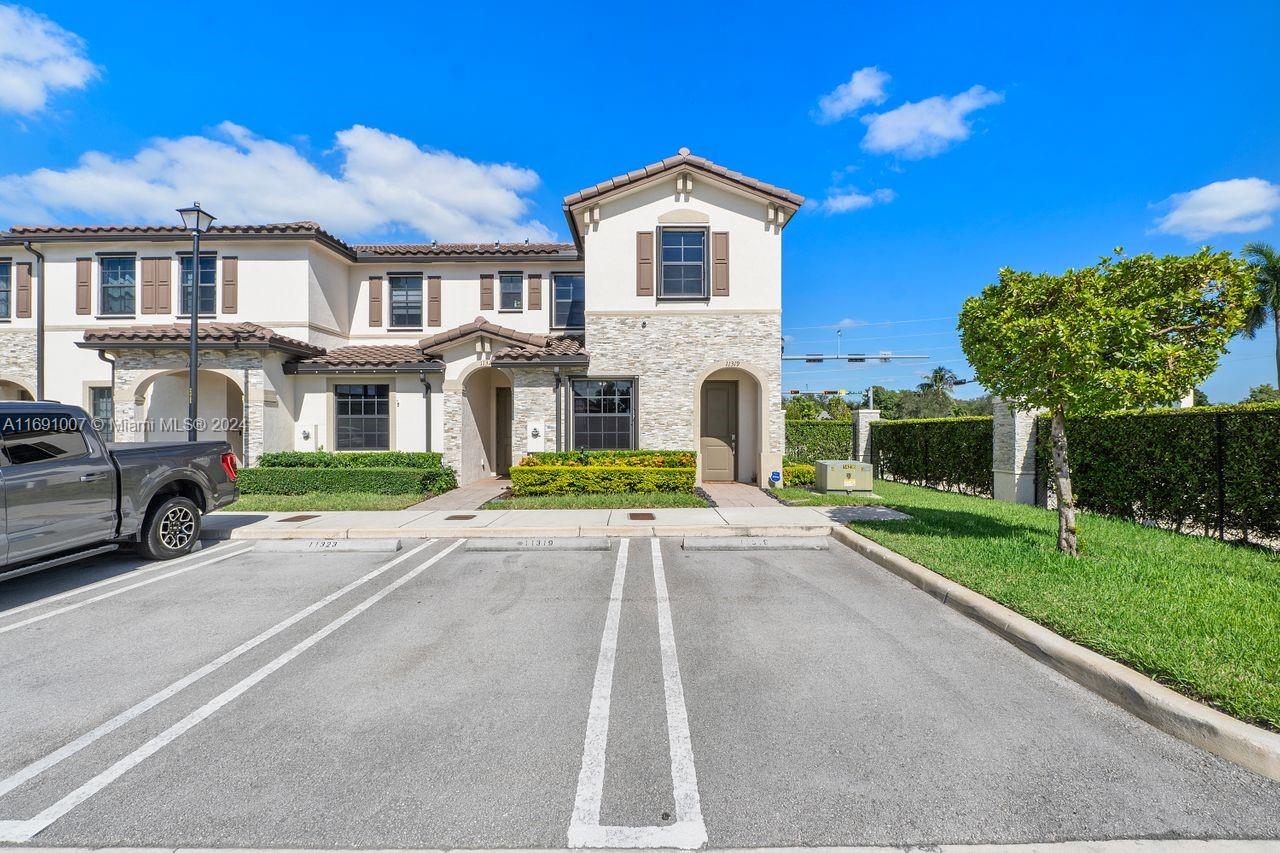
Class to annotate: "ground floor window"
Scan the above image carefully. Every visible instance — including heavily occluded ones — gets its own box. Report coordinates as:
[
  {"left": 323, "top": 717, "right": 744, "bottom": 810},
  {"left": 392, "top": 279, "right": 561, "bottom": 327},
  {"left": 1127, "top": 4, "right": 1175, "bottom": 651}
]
[
  {"left": 571, "top": 379, "right": 635, "bottom": 450},
  {"left": 335, "top": 383, "right": 389, "bottom": 450},
  {"left": 89, "top": 386, "right": 114, "bottom": 441}
]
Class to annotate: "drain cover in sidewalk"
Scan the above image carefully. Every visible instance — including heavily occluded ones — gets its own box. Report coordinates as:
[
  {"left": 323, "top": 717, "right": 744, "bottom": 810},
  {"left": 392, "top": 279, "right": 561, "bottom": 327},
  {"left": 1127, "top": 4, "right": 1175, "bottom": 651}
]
[
  {"left": 279, "top": 514, "right": 320, "bottom": 523},
  {"left": 628, "top": 511, "right": 656, "bottom": 521}
]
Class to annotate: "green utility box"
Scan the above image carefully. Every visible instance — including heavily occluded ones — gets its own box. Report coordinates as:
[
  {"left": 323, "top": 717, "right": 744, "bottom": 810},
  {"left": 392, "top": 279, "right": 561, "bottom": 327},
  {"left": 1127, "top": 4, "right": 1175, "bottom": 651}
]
[{"left": 815, "top": 460, "right": 873, "bottom": 493}]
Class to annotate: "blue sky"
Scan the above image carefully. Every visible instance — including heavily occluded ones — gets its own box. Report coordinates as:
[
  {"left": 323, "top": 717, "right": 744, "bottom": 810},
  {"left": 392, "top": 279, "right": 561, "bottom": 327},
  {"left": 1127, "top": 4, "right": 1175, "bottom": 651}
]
[{"left": 3, "top": 0, "right": 1278, "bottom": 402}]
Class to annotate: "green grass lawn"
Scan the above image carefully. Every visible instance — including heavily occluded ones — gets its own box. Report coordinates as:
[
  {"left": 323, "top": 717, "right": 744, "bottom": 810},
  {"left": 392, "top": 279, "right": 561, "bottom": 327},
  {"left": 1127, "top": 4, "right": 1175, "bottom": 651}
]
[
  {"left": 784, "top": 480, "right": 1280, "bottom": 730},
  {"left": 219, "top": 492, "right": 427, "bottom": 512},
  {"left": 484, "top": 491, "right": 708, "bottom": 510}
]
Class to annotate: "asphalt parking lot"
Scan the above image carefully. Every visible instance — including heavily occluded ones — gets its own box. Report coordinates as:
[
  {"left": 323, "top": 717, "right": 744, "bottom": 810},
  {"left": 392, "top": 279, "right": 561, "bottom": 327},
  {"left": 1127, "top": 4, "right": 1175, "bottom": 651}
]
[{"left": 2, "top": 536, "right": 1279, "bottom": 850}]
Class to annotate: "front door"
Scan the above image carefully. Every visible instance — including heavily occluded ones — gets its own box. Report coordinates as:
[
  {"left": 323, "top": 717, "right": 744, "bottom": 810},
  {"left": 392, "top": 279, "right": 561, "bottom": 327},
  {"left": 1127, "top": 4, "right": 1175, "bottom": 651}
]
[
  {"left": 495, "top": 387, "right": 513, "bottom": 476},
  {"left": 700, "top": 380, "right": 738, "bottom": 482}
]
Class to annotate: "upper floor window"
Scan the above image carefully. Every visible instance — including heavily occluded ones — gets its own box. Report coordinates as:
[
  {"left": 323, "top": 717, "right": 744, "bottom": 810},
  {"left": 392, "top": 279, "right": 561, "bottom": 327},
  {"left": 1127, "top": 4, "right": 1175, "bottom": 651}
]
[
  {"left": 658, "top": 228, "right": 706, "bottom": 298},
  {"left": 388, "top": 274, "right": 423, "bottom": 328},
  {"left": 553, "top": 273, "right": 585, "bottom": 329},
  {"left": 499, "top": 272, "right": 523, "bottom": 311},
  {"left": 99, "top": 256, "right": 136, "bottom": 316},
  {"left": 180, "top": 253, "right": 217, "bottom": 316},
  {"left": 0, "top": 262, "right": 9, "bottom": 319}
]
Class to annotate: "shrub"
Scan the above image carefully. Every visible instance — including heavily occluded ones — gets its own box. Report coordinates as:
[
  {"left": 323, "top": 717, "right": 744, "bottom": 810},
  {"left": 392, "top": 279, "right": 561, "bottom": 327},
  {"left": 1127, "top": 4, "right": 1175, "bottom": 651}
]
[
  {"left": 782, "top": 463, "right": 815, "bottom": 487},
  {"left": 1033, "top": 402, "right": 1280, "bottom": 541},
  {"left": 870, "top": 416, "right": 993, "bottom": 496},
  {"left": 258, "top": 450, "right": 445, "bottom": 469},
  {"left": 520, "top": 450, "right": 696, "bottom": 468},
  {"left": 784, "top": 421, "right": 853, "bottom": 464},
  {"left": 510, "top": 465, "right": 695, "bottom": 495},
  {"left": 239, "top": 466, "right": 457, "bottom": 496}
]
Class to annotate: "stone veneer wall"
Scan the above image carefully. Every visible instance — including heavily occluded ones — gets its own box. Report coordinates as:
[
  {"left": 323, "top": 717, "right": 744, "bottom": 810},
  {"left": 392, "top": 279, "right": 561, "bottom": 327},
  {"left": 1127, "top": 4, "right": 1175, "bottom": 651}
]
[
  {"left": 584, "top": 312, "right": 784, "bottom": 456},
  {"left": 0, "top": 330, "right": 38, "bottom": 396},
  {"left": 510, "top": 367, "right": 558, "bottom": 463}
]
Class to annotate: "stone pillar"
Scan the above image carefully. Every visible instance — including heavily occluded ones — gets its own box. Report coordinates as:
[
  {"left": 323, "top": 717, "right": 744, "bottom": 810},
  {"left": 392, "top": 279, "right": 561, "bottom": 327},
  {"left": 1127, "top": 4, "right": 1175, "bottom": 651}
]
[
  {"left": 441, "top": 382, "right": 464, "bottom": 478},
  {"left": 993, "top": 397, "right": 1042, "bottom": 504},
  {"left": 241, "top": 366, "right": 266, "bottom": 466},
  {"left": 851, "top": 408, "right": 880, "bottom": 463},
  {"left": 510, "top": 367, "right": 557, "bottom": 464}
]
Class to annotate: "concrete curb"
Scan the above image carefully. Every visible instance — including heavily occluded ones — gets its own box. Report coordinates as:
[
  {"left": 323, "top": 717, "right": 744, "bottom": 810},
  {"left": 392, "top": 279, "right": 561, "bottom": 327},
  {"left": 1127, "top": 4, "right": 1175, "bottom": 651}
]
[
  {"left": 203, "top": 523, "right": 836, "bottom": 542},
  {"left": 829, "top": 525, "right": 1280, "bottom": 782}
]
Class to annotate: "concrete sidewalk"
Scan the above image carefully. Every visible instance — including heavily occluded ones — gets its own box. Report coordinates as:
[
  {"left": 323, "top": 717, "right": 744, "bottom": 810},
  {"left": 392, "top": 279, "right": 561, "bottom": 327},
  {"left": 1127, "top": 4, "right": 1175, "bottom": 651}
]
[{"left": 205, "top": 505, "right": 846, "bottom": 540}]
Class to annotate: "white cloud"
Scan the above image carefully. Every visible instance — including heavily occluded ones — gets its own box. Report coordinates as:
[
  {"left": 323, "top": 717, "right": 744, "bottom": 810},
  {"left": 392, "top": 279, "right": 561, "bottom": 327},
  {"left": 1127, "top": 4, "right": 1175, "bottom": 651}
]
[
  {"left": 861, "top": 85, "right": 1003, "bottom": 158},
  {"left": 0, "top": 122, "right": 555, "bottom": 242},
  {"left": 816, "top": 67, "right": 890, "bottom": 123},
  {"left": 0, "top": 4, "right": 98, "bottom": 115},
  {"left": 834, "top": 317, "right": 867, "bottom": 329},
  {"left": 1152, "top": 178, "right": 1280, "bottom": 240},
  {"left": 819, "top": 187, "right": 895, "bottom": 214}
]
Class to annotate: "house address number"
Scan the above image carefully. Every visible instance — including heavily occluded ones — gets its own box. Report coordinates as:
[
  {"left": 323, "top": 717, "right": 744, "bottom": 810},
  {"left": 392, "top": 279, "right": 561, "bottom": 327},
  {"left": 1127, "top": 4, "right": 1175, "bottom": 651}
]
[{"left": 723, "top": 359, "right": 742, "bottom": 368}]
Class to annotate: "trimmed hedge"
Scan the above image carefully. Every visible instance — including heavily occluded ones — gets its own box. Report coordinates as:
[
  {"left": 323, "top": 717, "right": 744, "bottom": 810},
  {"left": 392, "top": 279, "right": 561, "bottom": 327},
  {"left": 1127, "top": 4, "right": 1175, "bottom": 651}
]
[
  {"left": 1034, "top": 402, "right": 1280, "bottom": 541},
  {"left": 871, "top": 416, "right": 994, "bottom": 496},
  {"left": 510, "top": 465, "right": 696, "bottom": 495},
  {"left": 784, "top": 420, "right": 853, "bottom": 464},
  {"left": 258, "top": 451, "right": 445, "bottom": 469},
  {"left": 782, "top": 463, "right": 815, "bottom": 487},
  {"left": 239, "top": 466, "right": 457, "bottom": 496},
  {"left": 520, "top": 450, "right": 696, "bottom": 468}
]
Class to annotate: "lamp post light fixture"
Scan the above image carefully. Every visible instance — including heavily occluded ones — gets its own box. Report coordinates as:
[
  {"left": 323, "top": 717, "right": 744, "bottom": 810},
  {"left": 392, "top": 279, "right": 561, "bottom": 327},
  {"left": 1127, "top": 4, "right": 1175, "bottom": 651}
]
[{"left": 177, "top": 202, "right": 216, "bottom": 441}]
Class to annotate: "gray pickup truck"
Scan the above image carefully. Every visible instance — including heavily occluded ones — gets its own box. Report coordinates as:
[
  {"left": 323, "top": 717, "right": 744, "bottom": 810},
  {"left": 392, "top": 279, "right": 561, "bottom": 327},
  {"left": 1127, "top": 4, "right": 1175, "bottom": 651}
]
[{"left": 0, "top": 402, "right": 239, "bottom": 581}]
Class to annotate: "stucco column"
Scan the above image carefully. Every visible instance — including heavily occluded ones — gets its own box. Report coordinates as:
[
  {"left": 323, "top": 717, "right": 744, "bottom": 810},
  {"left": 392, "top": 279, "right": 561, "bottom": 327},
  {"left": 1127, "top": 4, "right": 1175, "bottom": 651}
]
[
  {"left": 993, "top": 396, "right": 1043, "bottom": 504},
  {"left": 851, "top": 408, "right": 880, "bottom": 463}
]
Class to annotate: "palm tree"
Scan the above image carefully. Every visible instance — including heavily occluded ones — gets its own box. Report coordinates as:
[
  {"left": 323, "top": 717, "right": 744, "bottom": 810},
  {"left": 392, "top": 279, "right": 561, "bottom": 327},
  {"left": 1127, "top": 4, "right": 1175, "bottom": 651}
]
[
  {"left": 917, "top": 366, "right": 958, "bottom": 393},
  {"left": 1242, "top": 242, "right": 1280, "bottom": 387}
]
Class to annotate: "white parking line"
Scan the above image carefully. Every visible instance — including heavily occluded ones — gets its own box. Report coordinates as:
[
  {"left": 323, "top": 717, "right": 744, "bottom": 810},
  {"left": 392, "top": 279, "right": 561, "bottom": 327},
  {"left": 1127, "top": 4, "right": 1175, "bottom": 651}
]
[
  {"left": 0, "top": 538, "right": 441, "bottom": 801},
  {"left": 568, "top": 538, "right": 708, "bottom": 850},
  {"left": 0, "top": 537, "right": 467, "bottom": 843},
  {"left": 0, "top": 542, "right": 241, "bottom": 620},
  {"left": 0, "top": 546, "right": 255, "bottom": 635}
]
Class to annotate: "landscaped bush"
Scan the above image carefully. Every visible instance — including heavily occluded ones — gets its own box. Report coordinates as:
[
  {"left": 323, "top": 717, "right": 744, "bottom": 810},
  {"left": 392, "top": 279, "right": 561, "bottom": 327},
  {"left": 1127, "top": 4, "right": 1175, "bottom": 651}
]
[
  {"left": 783, "top": 463, "right": 815, "bottom": 487},
  {"left": 258, "top": 450, "right": 445, "bottom": 469},
  {"left": 1034, "top": 402, "right": 1280, "bottom": 541},
  {"left": 521, "top": 450, "right": 695, "bottom": 468},
  {"left": 784, "top": 420, "right": 853, "bottom": 464},
  {"left": 239, "top": 466, "right": 457, "bottom": 496},
  {"left": 510, "top": 465, "right": 695, "bottom": 495},
  {"left": 871, "top": 416, "right": 993, "bottom": 496}
]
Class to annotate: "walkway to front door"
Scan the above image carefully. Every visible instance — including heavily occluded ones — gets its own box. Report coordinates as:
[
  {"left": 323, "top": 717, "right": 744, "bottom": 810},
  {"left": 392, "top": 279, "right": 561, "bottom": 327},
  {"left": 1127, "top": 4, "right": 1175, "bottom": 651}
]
[
  {"left": 411, "top": 477, "right": 511, "bottom": 511},
  {"left": 701, "top": 481, "right": 778, "bottom": 508}
]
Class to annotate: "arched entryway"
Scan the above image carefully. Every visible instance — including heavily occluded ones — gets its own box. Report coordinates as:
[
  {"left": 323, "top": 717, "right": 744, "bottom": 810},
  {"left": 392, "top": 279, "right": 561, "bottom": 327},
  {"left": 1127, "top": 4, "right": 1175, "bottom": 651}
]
[
  {"left": 460, "top": 365, "right": 513, "bottom": 483},
  {"left": 695, "top": 366, "right": 765, "bottom": 484},
  {"left": 0, "top": 379, "right": 34, "bottom": 401},
  {"left": 131, "top": 369, "right": 246, "bottom": 461}
]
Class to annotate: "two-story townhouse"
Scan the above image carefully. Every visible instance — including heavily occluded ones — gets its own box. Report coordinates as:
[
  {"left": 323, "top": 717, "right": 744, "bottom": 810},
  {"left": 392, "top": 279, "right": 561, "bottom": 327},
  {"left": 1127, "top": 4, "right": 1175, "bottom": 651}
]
[{"left": 0, "top": 149, "right": 802, "bottom": 487}]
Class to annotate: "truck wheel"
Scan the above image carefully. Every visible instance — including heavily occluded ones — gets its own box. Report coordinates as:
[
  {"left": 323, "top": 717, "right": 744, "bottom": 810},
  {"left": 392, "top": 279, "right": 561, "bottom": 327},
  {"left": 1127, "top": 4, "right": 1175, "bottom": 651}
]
[{"left": 139, "top": 496, "right": 201, "bottom": 560}]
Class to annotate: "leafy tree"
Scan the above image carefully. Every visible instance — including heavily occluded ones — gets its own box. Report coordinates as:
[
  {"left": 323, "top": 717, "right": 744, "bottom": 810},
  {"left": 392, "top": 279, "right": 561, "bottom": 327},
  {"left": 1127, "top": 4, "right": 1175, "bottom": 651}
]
[
  {"left": 917, "top": 366, "right": 959, "bottom": 393},
  {"left": 783, "top": 395, "right": 821, "bottom": 420},
  {"left": 1246, "top": 383, "right": 1280, "bottom": 403},
  {"left": 952, "top": 394, "right": 995, "bottom": 416},
  {"left": 1193, "top": 388, "right": 1210, "bottom": 406},
  {"left": 898, "top": 387, "right": 954, "bottom": 419},
  {"left": 825, "top": 394, "right": 853, "bottom": 420},
  {"left": 859, "top": 385, "right": 904, "bottom": 419},
  {"left": 959, "top": 249, "right": 1255, "bottom": 555},
  {"left": 1242, "top": 242, "right": 1280, "bottom": 387}
]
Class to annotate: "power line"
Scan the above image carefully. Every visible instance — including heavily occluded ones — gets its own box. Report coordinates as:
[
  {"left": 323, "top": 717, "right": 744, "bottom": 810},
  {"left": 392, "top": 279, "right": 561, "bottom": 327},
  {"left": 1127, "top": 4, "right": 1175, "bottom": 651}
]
[{"left": 783, "top": 314, "right": 956, "bottom": 332}]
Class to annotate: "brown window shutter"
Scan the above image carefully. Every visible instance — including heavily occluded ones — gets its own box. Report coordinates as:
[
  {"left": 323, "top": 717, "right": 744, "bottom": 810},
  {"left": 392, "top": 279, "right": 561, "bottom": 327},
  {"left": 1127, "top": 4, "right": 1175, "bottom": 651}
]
[
  {"left": 140, "top": 258, "right": 156, "bottom": 314},
  {"left": 636, "top": 232, "right": 654, "bottom": 296},
  {"left": 427, "top": 276, "right": 441, "bottom": 327},
  {"left": 76, "top": 258, "right": 92, "bottom": 314},
  {"left": 155, "top": 258, "right": 171, "bottom": 313},
  {"left": 16, "top": 262, "right": 31, "bottom": 318},
  {"left": 369, "top": 276, "right": 383, "bottom": 326},
  {"left": 712, "top": 232, "right": 730, "bottom": 297},
  {"left": 480, "top": 273, "right": 494, "bottom": 311},
  {"left": 527, "top": 273, "right": 542, "bottom": 311},
  {"left": 221, "top": 257, "right": 238, "bottom": 314}
]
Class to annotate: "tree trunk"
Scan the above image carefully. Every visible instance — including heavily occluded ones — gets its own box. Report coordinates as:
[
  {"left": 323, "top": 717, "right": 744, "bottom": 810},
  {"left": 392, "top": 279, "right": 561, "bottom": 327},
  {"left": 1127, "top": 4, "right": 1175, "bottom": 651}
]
[{"left": 1050, "top": 406, "right": 1079, "bottom": 556}]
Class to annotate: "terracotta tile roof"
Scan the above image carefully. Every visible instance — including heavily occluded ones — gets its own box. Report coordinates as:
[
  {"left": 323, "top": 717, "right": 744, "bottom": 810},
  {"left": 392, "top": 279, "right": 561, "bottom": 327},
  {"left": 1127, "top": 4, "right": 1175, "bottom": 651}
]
[
  {"left": 563, "top": 147, "right": 805, "bottom": 209},
  {"left": 353, "top": 242, "right": 575, "bottom": 257},
  {"left": 295, "top": 345, "right": 431, "bottom": 369},
  {"left": 6, "top": 221, "right": 355, "bottom": 251},
  {"left": 492, "top": 334, "right": 588, "bottom": 362},
  {"left": 417, "top": 316, "right": 550, "bottom": 355},
  {"left": 81, "top": 322, "right": 324, "bottom": 356}
]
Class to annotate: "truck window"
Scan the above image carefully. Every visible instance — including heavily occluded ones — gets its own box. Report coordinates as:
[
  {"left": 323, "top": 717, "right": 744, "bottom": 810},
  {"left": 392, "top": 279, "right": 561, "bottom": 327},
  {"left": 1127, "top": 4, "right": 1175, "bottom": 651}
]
[{"left": 2, "top": 421, "right": 90, "bottom": 465}]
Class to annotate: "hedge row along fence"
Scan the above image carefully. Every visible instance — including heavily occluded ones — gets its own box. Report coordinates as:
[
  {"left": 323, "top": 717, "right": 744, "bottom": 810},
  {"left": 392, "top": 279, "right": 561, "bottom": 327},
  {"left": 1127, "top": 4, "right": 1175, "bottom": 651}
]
[
  {"left": 1033, "top": 402, "right": 1280, "bottom": 542},
  {"left": 784, "top": 421, "right": 853, "bottom": 463},
  {"left": 241, "top": 450, "right": 457, "bottom": 496},
  {"left": 870, "top": 416, "right": 994, "bottom": 496},
  {"left": 511, "top": 450, "right": 696, "bottom": 495}
]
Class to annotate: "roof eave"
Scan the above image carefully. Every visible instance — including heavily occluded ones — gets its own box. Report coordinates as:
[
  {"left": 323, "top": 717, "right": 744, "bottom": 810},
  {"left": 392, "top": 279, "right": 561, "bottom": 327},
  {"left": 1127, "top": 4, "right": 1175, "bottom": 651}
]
[
  {"left": 284, "top": 360, "right": 445, "bottom": 375},
  {"left": 76, "top": 339, "right": 322, "bottom": 358}
]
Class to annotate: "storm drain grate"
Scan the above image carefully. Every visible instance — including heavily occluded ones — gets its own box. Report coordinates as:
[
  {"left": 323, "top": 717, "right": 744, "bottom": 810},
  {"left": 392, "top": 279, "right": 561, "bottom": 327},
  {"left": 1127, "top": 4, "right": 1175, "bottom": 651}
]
[
  {"left": 628, "top": 512, "right": 656, "bottom": 521},
  {"left": 445, "top": 514, "right": 477, "bottom": 521},
  {"left": 280, "top": 514, "right": 319, "bottom": 522}
]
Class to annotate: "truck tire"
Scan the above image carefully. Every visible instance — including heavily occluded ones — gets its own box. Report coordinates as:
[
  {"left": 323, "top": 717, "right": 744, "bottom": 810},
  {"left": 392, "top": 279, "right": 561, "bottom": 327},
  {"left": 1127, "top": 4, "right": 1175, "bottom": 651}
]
[{"left": 139, "top": 495, "right": 202, "bottom": 560}]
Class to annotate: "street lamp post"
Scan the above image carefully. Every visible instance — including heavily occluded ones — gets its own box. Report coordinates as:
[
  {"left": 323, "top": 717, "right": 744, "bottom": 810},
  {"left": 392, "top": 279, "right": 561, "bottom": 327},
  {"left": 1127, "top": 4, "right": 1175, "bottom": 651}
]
[{"left": 177, "top": 203, "right": 216, "bottom": 441}]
